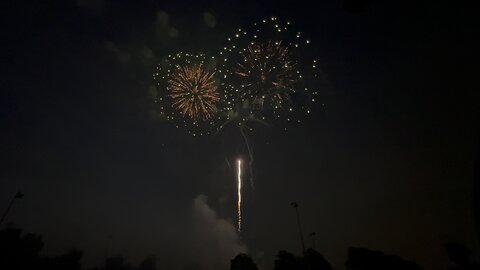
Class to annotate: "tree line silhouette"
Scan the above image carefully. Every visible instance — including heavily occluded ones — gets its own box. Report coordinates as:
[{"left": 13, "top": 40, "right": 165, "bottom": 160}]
[{"left": 0, "top": 225, "right": 478, "bottom": 270}]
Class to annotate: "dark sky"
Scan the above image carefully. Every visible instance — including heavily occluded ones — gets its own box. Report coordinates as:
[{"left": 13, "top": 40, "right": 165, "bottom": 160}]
[{"left": 1, "top": 0, "right": 479, "bottom": 269}]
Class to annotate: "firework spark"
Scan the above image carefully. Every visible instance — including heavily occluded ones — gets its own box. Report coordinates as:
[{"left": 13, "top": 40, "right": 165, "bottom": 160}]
[
  {"left": 167, "top": 64, "right": 220, "bottom": 121},
  {"left": 237, "top": 158, "right": 243, "bottom": 232},
  {"left": 236, "top": 41, "right": 298, "bottom": 108}
]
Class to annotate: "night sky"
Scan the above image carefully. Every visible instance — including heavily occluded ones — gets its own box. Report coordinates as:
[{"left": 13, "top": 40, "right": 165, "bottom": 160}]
[{"left": 1, "top": 0, "right": 479, "bottom": 269}]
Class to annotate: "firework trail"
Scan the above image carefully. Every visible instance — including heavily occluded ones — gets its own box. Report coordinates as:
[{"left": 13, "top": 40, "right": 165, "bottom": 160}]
[
  {"left": 240, "top": 125, "right": 255, "bottom": 190},
  {"left": 237, "top": 158, "right": 243, "bottom": 232}
]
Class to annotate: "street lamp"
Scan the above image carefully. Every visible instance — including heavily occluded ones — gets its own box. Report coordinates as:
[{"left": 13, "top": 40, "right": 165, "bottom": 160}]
[
  {"left": 309, "top": 232, "right": 316, "bottom": 250},
  {"left": 291, "top": 201, "right": 305, "bottom": 254},
  {"left": 0, "top": 192, "right": 24, "bottom": 226}
]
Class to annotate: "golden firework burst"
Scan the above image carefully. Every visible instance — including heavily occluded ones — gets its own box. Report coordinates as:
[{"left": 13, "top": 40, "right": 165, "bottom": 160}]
[
  {"left": 167, "top": 64, "right": 220, "bottom": 121},
  {"left": 235, "top": 41, "right": 298, "bottom": 107}
]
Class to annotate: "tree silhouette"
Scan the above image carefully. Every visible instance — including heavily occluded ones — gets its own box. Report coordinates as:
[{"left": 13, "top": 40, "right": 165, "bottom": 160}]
[
  {"left": 303, "top": 248, "right": 333, "bottom": 270},
  {"left": 138, "top": 255, "right": 157, "bottom": 270},
  {"left": 445, "top": 243, "right": 480, "bottom": 270},
  {"left": 274, "top": 250, "right": 298, "bottom": 270},
  {"left": 345, "top": 247, "right": 421, "bottom": 270},
  {"left": 274, "top": 249, "right": 332, "bottom": 270},
  {"left": 5, "top": 225, "right": 480, "bottom": 270},
  {"left": 104, "top": 255, "right": 134, "bottom": 270},
  {"left": 0, "top": 226, "right": 43, "bottom": 269},
  {"left": 40, "top": 249, "right": 83, "bottom": 270},
  {"left": 230, "top": 253, "right": 258, "bottom": 270}
]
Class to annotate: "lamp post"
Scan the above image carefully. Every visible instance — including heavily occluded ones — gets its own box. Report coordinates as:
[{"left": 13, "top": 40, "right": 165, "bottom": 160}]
[
  {"left": 309, "top": 232, "right": 316, "bottom": 250},
  {"left": 291, "top": 202, "right": 305, "bottom": 255},
  {"left": 0, "top": 192, "right": 24, "bottom": 226}
]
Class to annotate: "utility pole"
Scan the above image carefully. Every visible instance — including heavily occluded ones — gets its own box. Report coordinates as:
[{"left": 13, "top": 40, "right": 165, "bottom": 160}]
[
  {"left": 0, "top": 192, "right": 24, "bottom": 226},
  {"left": 291, "top": 202, "right": 305, "bottom": 255}
]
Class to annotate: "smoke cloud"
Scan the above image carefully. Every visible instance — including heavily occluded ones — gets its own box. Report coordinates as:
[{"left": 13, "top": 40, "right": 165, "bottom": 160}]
[{"left": 192, "top": 194, "right": 247, "bottom": 270}]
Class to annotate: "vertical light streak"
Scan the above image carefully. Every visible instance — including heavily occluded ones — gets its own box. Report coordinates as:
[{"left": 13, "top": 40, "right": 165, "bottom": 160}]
[{"left": 237, "top": 158, "right": 242, "bottom": 232}]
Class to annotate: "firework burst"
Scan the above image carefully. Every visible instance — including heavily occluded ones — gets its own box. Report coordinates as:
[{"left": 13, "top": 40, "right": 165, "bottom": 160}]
[
  {"left": 167, "top": 64, "right": 220, "bottom": 121},
  {"left": 153, "top": 52, "right": 228, "bottom": 136},
  {"left": 218, "top": 17, "right": 324, "bottom": 127},
  {"left": 236, "top": 41, "right": 298, "bottom": 109}
]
